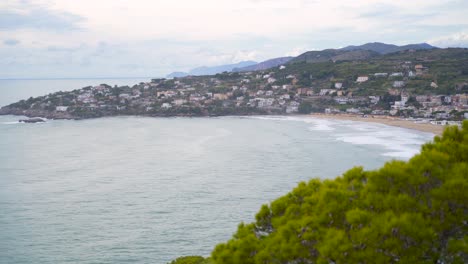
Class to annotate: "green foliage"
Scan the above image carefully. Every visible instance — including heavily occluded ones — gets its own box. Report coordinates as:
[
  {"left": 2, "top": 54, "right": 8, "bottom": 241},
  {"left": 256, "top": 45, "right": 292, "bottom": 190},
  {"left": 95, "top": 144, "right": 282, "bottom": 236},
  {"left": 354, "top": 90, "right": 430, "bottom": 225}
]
[
  {"left": 211, "top": 121, "right": 468, "bottom": 263},
  {"left": 168, "top": 256, "right": 211, "bottom": 264},
  {"left": 298, "top": 102, "right": 313, "bottom": 114},
  {"left": 278, "top": 48, "right": 468, "bottom": 95}
]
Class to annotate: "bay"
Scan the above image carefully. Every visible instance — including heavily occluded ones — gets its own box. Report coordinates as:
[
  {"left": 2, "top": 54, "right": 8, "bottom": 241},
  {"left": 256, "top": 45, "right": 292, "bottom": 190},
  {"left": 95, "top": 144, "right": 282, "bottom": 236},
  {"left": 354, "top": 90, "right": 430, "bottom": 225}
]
[{"left": 0, "top": 114, "right": 434, "bottom": 264}]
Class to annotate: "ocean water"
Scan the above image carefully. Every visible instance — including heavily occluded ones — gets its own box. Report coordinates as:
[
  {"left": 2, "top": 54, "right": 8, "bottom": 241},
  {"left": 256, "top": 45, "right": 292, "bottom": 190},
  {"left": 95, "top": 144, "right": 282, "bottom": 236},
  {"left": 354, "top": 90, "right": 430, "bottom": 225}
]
[
  {"left": 0, "top": 78, "right": 150, "bottom": 107},
  {"left": 0, "top": 114, "right": 434, "bottom": 264}
]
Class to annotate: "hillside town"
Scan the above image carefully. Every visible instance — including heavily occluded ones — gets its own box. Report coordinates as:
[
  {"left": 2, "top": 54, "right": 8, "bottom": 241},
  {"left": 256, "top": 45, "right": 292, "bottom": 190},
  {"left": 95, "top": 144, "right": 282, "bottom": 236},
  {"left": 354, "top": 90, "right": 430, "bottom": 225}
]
[{"left": 1, "top": 61, "right": 468, "bottom": 124}]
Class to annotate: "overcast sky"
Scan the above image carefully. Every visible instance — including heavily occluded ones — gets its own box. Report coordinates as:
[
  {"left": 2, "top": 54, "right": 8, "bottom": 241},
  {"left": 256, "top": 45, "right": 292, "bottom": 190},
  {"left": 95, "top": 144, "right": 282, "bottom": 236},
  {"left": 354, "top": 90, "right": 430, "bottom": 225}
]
[{"left": 1, "top": 0, "right": 467, "bottom": 78}]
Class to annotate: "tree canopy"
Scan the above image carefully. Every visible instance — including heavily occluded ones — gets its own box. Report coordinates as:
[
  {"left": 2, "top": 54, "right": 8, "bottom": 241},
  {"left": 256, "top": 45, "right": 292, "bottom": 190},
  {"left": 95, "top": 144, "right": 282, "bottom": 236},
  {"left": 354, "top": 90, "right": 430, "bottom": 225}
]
[{"left": 211, "top": 121, "right": 468, "bottom": 264}]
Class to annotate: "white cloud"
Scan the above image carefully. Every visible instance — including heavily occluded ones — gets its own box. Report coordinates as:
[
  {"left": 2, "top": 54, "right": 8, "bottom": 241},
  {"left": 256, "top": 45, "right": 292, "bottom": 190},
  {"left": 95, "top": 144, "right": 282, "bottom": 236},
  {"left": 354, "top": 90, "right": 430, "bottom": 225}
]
[
  {"left": 1, "top": 0, "right": 468, "bottom": 78},
  {"left": 285, "top": 47, "right": 310, "bottom": 57},
  {"left": 428, "top": 32, "right": 468, "bottom": 48}
]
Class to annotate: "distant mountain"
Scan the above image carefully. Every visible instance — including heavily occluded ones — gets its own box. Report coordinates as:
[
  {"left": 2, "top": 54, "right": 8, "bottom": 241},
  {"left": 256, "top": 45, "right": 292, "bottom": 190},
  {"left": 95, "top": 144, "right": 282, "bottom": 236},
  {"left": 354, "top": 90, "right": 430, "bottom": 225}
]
[
  {"left": 166, "top": 42, "right": 439, "bottom": 77},
  {"left": 289, "top": 49, "right": 379, "bottom": 64},
  {"left": 166, "top": 61, "right": 257, "bottom": 78},
  {"left": 166, "top": 71, "right": 189, "bottom": 78},
  {"left": 189, "top": 61, "right": 257, "bottom": 75},
  {"left": 233, "top": 57, "right": 294, "bottom": 72},
  {"left": 340, "top": 42, "right": 437, "bottom": 54}
]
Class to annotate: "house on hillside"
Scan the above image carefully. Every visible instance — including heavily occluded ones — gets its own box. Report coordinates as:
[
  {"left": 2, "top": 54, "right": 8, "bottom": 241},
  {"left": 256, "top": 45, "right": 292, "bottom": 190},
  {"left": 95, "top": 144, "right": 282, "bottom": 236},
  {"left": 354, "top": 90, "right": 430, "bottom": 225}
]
[
  {"left": 297, "top": 88, "right": 313, "bottom": 96},
  {"left": 267, "top": 77, "right": 277, "bottom": 84},
  {"left": 286, "top": 101, "right": 300, "bottom": 114},
  {"left": 369, "top": 96, "right": 380, "bottom": 104},
  {"left": 374, "top": 73, "right": 388, "bottom": 78},
  {"left": 356, "top": 76, "right": 369, "bottom": 83},
  {"left": 56, "top": 106, "right": 68, "bottom": 112},
  {"left": 320, "top": 89, "right": 336, "bottom": 96},
  {"left": 213, "top": 93, "right": 228, "bottom": 100},
  {"left": 387, "top": 89, "right": 400, "bottom": 96},
  {"left": 393, "top": 81, "right": 405, "bottom": 88},
  {"left": 416, "top": 95, "right": 430, "bottom": 103},
  {"left": 282, "top": 85, "right": 293, "bottom": 90},
  {"left": 334, "top": 97, "right": 349, "bottom": 104},
  {"left": 161, "top": 103, "right": 172, "bottom": 109},
  {"left": 173, "top": 99, "right": 187, "bottom": 106},
  {"left": 390, "top": 72, "right": 404, "bottom": 77},
  {"left": 415, "top": 64, "right": 427, "bottom": 75}
]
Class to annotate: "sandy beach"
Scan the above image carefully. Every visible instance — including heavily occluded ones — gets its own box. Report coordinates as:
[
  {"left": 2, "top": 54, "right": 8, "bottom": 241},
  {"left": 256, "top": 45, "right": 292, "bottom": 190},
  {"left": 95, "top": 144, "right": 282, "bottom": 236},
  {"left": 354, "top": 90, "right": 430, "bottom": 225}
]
[{"left": 309, "top": 113, "right": 445, "bottom": 135}]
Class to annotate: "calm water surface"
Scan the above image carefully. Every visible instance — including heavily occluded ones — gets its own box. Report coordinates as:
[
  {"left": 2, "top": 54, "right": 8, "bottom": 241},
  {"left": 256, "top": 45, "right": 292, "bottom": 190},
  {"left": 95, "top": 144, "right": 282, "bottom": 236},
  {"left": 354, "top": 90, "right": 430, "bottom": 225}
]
[{"left": 0, "top": 115, "right": 434, "bottom": 263}]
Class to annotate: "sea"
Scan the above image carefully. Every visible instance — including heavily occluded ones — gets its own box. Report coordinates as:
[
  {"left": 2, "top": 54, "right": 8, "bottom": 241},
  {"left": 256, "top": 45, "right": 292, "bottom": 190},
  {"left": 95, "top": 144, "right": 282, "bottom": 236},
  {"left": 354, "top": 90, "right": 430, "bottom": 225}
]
[{"left": 0, "top": 79, "right": 435, "bottom": 263}]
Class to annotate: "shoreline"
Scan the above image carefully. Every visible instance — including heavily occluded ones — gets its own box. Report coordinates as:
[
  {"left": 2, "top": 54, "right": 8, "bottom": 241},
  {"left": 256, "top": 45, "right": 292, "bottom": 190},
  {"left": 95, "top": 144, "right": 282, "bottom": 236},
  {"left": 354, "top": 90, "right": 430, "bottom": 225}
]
[
  {"left": 308, "top": 113, "right": 445, "bottom": 135},
  {"left": 1, "top": 111, "right": 448, "bottom": 135}
]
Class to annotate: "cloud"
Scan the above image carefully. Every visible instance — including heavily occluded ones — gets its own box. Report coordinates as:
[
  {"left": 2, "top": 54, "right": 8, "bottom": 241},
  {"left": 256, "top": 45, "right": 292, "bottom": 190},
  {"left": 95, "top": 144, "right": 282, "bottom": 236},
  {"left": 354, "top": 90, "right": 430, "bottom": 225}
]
[
  {"left": 0, "top": 2, "right": 84, "bottom": 32},
  {"left": 285, "top": 47, "right": 309, "bottom": 57},
  {"left": 428, "top": 32, "right": 468, "bottom": 48},
  {"left": 1, "top": 0, "right": 468, "bottom": 78},
  {"left": 3, "top": 39, "right": 20, "bottom": 46},
  {"left": 359, "top": 3, "right": 399, "bottom": 18}
]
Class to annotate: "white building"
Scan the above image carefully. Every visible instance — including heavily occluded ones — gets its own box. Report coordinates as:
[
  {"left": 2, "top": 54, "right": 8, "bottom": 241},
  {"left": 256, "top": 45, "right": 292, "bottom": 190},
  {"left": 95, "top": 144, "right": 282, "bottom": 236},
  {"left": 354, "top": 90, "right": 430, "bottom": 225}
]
[
  {"left": 161, "top": 103, "right": 172, "bottom": 109},
  {"left": 319, "top": 89, "right": 336, "bottom": 96},
  {"left": 393, "top": 81, "right": 405, "bottom": 88},
  {"left": 346, "top": 108, "right": 361, "bottom": 114},
  {"left": 173, "top": 99, "right": 187, "bottom": 106},
  {"left": 390, "top": 72, "right": 404, "bottom": 77},
  {"left": 374, "top": 73, "right": 388, "bottom": 78},
  {"left": 369, "top": 96, "right": 380, "bottom": 104},
  {"left": 356, "top": 76, "right": 369, "bottom": 83},
  {"left": 56, "top": 106, "right": 68, "bottom": 112}
]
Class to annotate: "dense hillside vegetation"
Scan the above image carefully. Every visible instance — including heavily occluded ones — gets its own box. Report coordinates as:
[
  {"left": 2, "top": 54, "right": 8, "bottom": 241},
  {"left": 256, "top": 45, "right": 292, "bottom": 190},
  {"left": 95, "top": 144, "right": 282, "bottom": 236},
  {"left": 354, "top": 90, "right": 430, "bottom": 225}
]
[
  {"left": 171, "top": 121, "right": 468, "bottom": 264},
  {"left": 279, "top": 48, "right": 468, "bottom": 95},
  {"left": 340, "top": 42, "right": 436, "bottom": 54}
]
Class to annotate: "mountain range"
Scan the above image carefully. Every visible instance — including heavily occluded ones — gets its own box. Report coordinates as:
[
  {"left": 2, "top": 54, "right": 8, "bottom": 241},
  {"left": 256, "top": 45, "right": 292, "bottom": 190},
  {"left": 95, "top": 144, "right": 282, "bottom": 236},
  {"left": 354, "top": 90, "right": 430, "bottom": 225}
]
[
  {"left": 166, "top": 61, "right": 257, "bottom": 78},
  {"left": 232, "top": 56, "right": 294, "bottom": 72},
  {"left": 166, "top": 42, "right": 437, "bottom": 78},
  {"left": 340, "top": 42, "right": 436, "bottom": 54}
]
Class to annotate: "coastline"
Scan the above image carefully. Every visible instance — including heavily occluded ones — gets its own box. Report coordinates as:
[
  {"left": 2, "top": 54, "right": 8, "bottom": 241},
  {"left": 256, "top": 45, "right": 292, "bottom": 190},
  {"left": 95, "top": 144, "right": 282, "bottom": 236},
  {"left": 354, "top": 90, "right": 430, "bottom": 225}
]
[
  {"left": 308, "top": 113, "right": 445, "bottom": 135},
  {"left": 0, "top": 109, "right": 448, "bottom": 136}
]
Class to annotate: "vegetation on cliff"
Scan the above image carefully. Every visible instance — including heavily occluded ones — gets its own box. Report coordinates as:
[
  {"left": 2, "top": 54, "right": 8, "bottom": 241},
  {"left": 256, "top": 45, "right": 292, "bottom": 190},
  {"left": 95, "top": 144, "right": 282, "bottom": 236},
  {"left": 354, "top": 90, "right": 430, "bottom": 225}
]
[{"left": 172, "top": 121, "right": 468, "bottom": 263}]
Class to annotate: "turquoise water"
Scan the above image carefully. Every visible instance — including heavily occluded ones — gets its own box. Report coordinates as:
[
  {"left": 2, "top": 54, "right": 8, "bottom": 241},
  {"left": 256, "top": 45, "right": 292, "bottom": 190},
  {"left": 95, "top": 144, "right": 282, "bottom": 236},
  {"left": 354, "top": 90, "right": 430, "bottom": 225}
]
[
  {"left": 0, "top": 78, "right": 150, "bottom": 107},
  {"left": 0, "top": 114, "right": 434, "bottom": 263}
]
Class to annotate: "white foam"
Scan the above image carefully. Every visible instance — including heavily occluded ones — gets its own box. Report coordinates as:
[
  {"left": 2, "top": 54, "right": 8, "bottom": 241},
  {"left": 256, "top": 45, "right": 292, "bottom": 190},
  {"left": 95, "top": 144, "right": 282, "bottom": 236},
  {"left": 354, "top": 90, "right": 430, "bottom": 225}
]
[
  {"left": 307, "top": 119, "right": 335, "bottom": 131},
  {"left": 246, "top": 115, "right": 433, "bottom": 160},
  {"left": 333, "top": 124, "right": 431, "bottom": 160},
  {"left": 383, "top": 150, "right": 420, "bottom": 159},
  {"left": 248, "top": 116, "right": 336, "bottom": 131},
  {"left": 2, "top": 121, "right": 20, "bottom": 125}
]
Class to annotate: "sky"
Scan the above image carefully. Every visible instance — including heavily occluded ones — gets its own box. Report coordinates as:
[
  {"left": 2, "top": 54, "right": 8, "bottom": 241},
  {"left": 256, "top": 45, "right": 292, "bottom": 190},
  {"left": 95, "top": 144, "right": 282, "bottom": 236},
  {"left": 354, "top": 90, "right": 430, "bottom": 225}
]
[{"left": 0, "top": 0, "right": 467, "bottom": 78}]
